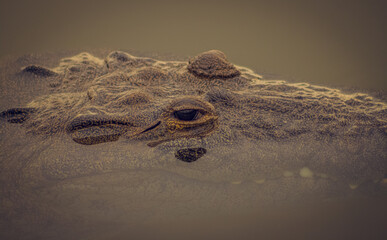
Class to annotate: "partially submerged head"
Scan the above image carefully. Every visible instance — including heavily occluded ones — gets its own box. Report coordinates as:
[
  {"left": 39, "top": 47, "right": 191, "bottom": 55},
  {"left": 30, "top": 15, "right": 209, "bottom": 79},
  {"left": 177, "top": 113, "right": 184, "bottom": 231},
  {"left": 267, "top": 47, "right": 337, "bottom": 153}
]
[
  {"left": 2, "top": 49, "right": 386, "bottom": 147},
  {"left": 1, "top": 49, "right": 386, "bottom": 175},
  {"left": 65, "top": 96, "right": 218, "bottom": 147}
]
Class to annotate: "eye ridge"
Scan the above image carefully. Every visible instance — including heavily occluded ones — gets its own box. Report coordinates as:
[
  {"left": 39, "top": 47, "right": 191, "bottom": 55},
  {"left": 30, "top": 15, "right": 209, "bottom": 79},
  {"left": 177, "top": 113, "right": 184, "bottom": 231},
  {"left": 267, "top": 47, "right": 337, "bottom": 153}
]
[{"left": 174, "top": 109, "right": 199, "bottom": 121}]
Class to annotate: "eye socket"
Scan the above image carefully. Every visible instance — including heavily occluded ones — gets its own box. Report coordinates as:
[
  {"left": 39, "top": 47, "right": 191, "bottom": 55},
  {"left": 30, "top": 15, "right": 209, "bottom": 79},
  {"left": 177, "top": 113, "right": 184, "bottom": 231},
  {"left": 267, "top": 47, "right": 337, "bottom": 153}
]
[{"left": 174, "top": 109, "right": 198, "bottom": 121}]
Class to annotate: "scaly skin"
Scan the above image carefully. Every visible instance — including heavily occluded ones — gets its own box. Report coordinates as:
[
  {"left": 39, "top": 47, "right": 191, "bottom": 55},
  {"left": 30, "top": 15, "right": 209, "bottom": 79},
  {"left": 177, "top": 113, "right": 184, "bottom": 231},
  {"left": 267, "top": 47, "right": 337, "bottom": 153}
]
[{"left": 0, "top": 50, "right": 386, "bottom": 240}]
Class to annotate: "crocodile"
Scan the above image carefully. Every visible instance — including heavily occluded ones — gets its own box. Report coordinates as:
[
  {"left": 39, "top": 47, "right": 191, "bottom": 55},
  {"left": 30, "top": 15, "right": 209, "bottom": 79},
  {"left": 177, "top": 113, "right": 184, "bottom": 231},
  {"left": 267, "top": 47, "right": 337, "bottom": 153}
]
[{"left": 0, "top": 50, "right": 386, "bottom": 239}]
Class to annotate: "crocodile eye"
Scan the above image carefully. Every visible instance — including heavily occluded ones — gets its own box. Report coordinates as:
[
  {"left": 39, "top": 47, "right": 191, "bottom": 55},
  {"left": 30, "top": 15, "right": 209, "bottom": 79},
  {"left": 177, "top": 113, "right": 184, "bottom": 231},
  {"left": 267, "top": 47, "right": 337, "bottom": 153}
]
[{"left": 174, "top": 109, "right": 198, "bottom": 121}]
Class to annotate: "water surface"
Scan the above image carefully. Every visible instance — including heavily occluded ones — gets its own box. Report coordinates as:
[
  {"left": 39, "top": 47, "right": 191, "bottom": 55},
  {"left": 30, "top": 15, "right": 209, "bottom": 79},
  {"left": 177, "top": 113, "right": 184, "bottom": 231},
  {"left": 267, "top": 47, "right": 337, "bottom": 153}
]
[{"left": 0, "top": 50, "right": 386, "bottom": 240}]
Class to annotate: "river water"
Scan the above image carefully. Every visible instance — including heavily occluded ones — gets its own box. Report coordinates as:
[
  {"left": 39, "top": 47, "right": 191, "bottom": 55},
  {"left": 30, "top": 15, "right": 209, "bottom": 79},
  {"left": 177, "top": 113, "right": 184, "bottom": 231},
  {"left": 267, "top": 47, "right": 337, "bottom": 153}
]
[{"left": 0, "top": 49, "right": 386, "bottom": 240}]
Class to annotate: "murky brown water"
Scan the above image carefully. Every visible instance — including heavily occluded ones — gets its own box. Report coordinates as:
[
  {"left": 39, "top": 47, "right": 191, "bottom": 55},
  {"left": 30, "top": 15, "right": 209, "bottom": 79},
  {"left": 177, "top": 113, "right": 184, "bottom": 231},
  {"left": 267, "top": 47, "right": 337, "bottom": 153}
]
[
  {"left": 1, "top": 124, "right": 386, "bottom": 240},
  {"left": 1, "top": 0, "right": 386, "bottom": 91},
  {"left": 0, "top": 49, "right": 386, "bottom": 240},
  {"left": 0, "top": 1, "right": 387, "bottom": 238}
]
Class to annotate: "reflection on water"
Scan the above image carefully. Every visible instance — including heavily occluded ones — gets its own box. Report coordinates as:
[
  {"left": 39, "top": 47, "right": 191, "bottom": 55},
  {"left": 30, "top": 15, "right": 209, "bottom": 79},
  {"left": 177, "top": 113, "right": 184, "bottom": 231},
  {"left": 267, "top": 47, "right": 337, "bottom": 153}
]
[{"left": 0, "top": 50, "right": 386, "bottom": 240}]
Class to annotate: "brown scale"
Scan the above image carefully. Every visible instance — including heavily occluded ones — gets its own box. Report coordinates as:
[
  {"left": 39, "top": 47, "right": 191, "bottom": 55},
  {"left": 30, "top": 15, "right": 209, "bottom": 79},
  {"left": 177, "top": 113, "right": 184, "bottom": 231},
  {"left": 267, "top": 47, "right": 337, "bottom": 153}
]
[
  {"left": 3, "top": 49, "right": 386, "bottom": 149},
  {"left": 187, "top": 50, "right": 241, "bottom": 79}
]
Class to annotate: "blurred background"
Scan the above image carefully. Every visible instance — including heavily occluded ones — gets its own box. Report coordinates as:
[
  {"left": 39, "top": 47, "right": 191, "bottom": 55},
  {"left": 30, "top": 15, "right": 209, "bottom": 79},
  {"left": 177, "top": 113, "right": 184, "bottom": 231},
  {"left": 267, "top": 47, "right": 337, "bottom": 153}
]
[{"left": 0, "top": 0, "right": 386, "bottom": 91}]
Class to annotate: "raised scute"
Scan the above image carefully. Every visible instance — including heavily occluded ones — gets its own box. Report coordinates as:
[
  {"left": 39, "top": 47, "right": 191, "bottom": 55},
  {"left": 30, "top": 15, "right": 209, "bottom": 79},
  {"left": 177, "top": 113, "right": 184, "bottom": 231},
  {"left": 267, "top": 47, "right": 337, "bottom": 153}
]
[{"left": 187, "top": 50, "right": 241, "bottom": 79}]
